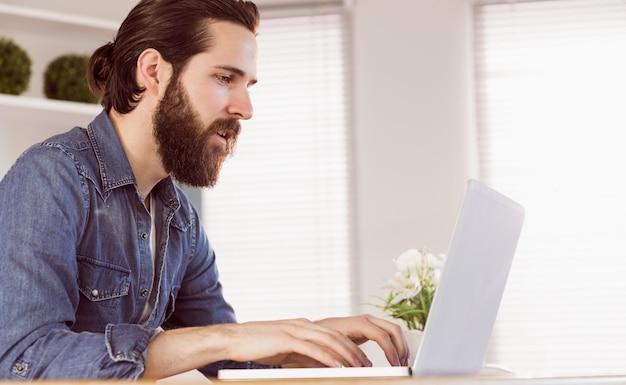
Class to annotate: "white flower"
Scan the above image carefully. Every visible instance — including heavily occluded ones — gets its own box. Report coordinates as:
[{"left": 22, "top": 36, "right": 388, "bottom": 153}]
[
  {"left": 386, "top": 273, "right": 422, "bottom": 305},
  {"left": 428, "top": 252, "right": 446, "bottom": 285},
  {"left": 394, "top": 248, "right": 445, "bottom": 278},
  {"left": 394, "top": 248, "right": 424, "bottom": 274},
  {"left": 425, "top": 252, "right": 446, "bottom": 270},
  {"left": 376, "top": 246, "right": 446, "bottom": 331}
]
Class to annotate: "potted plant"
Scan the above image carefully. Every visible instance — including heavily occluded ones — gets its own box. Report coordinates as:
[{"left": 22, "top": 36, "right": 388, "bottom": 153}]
[
  {"left": 43, "top": 54, "right": 98, "bottom": 104},
  {"left": 0, "top": 37, "right": 32, "bottom": 95},
  {"left": 372, "top": 247, "right": 446, "bottom": 364},
  {"left": 376, "top": 247, "right": 446, "bottom": 331}
]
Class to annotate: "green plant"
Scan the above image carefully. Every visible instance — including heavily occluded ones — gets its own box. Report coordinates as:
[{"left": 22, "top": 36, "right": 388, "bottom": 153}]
[
  {"left": 44, "top": 54, "right": 98, "bottom": 104},
  {"left": 0, "top": 37, "right": 32, "bottom": 95}
]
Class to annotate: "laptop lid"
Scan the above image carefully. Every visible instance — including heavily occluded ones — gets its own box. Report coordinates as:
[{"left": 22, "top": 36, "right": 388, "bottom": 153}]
[
  {"left": 217, "top": 179, "right": 524, "bottom": 380},
  {"left": 412, "top": 179, "right": 524, "bottom": 376}
]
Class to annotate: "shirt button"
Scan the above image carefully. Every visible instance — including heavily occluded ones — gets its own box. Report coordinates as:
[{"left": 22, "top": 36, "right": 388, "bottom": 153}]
[
  {"left": 132, "top": 350, "right": 140, "bottom": 358},
  {"left": 14, "top": 365, "right": 25, "bottom": 374},
  {"left": 168, "top": 199, "right": 176, "bottom": 206},
  {"left": 140, "top": 232, "right": 148, "bottom": 240},
  {"left": 91, "top": 289, "right": 99, "bottom": 297},
  {"left": 115, "top": 351, "right": 123, "bottom": 359},
  {"left": 141, "top": 289, "right": 149, "bottom": 297}
]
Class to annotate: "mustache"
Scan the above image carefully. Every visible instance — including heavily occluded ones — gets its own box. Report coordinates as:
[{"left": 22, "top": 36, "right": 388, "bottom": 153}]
[{"left": 209, "top": 118, "right": 241, "bottom": 137}]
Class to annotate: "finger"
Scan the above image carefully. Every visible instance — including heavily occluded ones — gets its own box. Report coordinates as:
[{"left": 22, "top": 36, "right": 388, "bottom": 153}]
[
  {"left": 245, "top": 321, "right": 347, "bottom": 368},
  {"left": 287, "top": 319, "right": 370, "bottom": 367},
  {"left": 225, "top": 320, "right": 342, "bottom": 367},
  {"left": 317, "top": 328, "right": 372, "bottom": 367},
  {"left": 314, "top": 315, "right": 403, "bottom": 366},
  {"left": 335, "top": 314, "right": 407, "bottom": 366},
  {"left": 279, "top": 353, "right": 326, "bottom": 368},
  {"left": 284, "top": 336, "right": 345, "bottom": 368},
  {"left": 361, "top": 315, "right": 410, "bottom": 366}
]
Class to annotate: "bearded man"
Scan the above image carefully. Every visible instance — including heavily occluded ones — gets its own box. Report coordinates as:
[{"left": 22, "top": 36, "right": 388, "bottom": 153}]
[{"left": 0, "top": 0, "right": 407, "bottom": 380}]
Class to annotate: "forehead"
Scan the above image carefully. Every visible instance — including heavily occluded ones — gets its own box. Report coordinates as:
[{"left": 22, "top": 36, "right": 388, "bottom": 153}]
[{"left": 189, "top": 20, "right": 258, "bottom": 78}]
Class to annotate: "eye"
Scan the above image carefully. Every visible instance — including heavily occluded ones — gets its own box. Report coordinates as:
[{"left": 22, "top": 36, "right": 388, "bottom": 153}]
[{"left": 216, "top": 74, "right": 232, "bottom": 85}]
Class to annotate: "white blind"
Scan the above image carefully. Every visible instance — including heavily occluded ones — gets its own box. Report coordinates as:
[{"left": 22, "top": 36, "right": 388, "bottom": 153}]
[
  {"left": 475, "top": 0, "right": 626, "bottom": 376},
  {"left": 201, "top": 8, "right": 353, "bottom": 322}
]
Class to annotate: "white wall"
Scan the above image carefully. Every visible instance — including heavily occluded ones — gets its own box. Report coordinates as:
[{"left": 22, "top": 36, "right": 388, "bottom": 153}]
[{"left": 351, "top": 0, "right": 478, "bottom": 311}]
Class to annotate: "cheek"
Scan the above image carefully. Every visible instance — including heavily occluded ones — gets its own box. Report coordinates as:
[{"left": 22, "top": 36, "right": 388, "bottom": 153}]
[{"left": 187, "top": 85, "right": 227, "bottom": 125}]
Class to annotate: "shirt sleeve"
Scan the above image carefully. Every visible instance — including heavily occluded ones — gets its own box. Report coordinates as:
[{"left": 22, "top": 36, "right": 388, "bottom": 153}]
[{"left": 0, "top": 146, "right": 159, "bottom": 379}]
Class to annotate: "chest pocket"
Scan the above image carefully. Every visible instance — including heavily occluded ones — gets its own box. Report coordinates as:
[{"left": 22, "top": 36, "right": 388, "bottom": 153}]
[{"left": 77, "top": 256, "right": 131, "bottom": 301}]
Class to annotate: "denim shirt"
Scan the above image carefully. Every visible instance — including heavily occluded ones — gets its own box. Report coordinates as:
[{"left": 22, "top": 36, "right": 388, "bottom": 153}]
[{"left": 0, "top": 111, "right": 256, "bottom": 379}]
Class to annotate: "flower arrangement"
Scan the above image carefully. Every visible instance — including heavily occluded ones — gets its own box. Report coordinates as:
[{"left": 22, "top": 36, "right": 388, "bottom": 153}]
[{"left": 378, "top": 248, "right": 446, "bottom": 331}]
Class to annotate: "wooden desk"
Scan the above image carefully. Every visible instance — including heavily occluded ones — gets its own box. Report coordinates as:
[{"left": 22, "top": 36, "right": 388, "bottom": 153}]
[
  {"left": 207, "top": 375, "right": 626, "bottom": 385},
  {"left": 1, "top": 375, "right": 626, "bottom": 385}
]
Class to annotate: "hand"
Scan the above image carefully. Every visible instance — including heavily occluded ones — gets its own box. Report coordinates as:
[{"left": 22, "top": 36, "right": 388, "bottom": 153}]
[
  {"left": 221, "top": 318, "right": 372, "bottom": 368},
  {"left": 315, "top": 314, "right": 409, "bottom": 366},
  {"left": 145, "top": 315, "right": 408, "bottom": 379}
]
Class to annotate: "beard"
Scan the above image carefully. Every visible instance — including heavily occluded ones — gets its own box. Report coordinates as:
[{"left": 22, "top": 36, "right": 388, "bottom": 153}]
[{"left": 153, "top": 78, "right": 240, "bottom": 188}]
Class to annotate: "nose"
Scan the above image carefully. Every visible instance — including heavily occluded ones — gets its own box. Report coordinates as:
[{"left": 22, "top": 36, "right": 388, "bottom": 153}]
[{"left": 228, "top": 87, "right": 254, "bottom": 120}]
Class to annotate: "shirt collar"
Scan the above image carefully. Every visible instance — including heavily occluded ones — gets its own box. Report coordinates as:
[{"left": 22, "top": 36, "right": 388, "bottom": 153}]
[
  {"left": 86, "top": 110, "right": 182, "bottom": 213},
  {"left": 86, "top": 110, "right": 137, "bottom": 192}
]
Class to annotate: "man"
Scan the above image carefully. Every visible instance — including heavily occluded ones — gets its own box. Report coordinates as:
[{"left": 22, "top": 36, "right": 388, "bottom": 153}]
[{"left": 0, "top": 0, "right": 408, "bottom": 380}]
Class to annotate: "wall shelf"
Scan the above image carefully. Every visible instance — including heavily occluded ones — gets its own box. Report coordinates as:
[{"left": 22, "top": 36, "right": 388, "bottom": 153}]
[
  {"left": 0, "top": 94, "right": 100, "bottom": 128},
  {"left": 0, "top": 3, "right": 111, "bottom": 134},
  {"left": 0, "top": 3, "right": 118, "bottom": 31}
]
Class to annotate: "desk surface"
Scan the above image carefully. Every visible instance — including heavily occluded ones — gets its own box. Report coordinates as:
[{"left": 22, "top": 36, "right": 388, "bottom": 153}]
[
  {"left": 2, "top": 375, "right": 624, "bottom": 385},
  {"left": 207, "top": 375, "right": 626, "bottom": 385}
]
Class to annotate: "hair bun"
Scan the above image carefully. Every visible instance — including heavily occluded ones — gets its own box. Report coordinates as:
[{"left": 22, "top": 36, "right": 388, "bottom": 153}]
[{"left": 87, "top": 41, "right": 115, "bottom": 98}]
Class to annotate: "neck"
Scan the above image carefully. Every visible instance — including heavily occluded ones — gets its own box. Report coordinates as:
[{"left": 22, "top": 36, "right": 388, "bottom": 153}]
[{"left": 108, "top": 107, "right": 168, "bottom": 200}]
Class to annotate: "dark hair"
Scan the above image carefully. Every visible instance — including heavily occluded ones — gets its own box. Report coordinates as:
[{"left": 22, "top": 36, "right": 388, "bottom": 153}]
[{"left": 88, "top": 0, "right": 259, "bottom": 114}]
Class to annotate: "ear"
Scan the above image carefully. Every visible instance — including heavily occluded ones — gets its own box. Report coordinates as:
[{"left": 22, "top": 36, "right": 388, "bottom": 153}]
[{"left": 136, "top": 48, "right": 172, "bottom": 96}]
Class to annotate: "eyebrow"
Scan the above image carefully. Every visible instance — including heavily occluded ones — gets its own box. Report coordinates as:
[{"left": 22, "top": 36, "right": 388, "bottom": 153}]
[{"left": 216, "top": 65, "right": 258, "bottom": 86}]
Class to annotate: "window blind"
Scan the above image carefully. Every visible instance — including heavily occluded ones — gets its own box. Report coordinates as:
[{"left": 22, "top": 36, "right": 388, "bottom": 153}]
[
  {"left": 475, "top": 0, "right": 626, "bottom": 376},
  {"left": 201, "top": 8, "right": 353, "bottom": 322}
]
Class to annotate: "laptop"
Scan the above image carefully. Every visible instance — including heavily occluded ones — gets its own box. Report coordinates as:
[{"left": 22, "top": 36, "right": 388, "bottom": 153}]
[{"left": 217, "top": 179, "right": 525, "bottom": 380}]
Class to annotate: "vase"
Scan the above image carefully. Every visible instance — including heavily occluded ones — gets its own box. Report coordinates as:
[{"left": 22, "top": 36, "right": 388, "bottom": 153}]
[{"left": 404, "top": 329, "right": 424, "bottom": 365}]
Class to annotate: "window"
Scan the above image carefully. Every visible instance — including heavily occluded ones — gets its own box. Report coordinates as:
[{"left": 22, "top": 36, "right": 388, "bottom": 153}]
[
  {"left": 201, "top": 6, "right": 353, "bottom": 322},
  {"left": 475, "top": 0, "right": 626, "bottom": 376}
]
